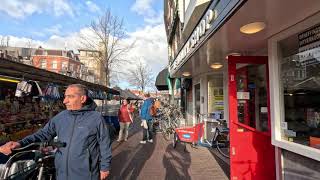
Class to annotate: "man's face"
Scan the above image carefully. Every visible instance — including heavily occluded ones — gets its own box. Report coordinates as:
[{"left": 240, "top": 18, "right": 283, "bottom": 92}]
[{"left": 63, "top": 87, "right": 87, "bottom": 110}]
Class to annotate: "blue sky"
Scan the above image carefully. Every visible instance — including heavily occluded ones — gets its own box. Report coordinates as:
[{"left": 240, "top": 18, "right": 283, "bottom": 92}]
[{"left": 0, "top": 0, "right": 167, "bottom": 90}]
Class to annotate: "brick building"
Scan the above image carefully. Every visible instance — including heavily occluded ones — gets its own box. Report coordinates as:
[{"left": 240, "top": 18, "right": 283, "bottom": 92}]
[{"left": 32, "top": 48, "right": 82, "bottom": 79}]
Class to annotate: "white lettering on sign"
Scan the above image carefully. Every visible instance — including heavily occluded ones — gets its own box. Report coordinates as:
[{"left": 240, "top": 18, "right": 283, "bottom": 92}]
[{"left": 169, "top": 8, "right": 218, "bottom": 73}]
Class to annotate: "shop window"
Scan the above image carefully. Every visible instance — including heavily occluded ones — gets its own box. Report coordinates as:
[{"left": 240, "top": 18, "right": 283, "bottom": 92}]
[
  {"left": 279, "top": 23, "right": 320, "bottom": 149},
  {"left": 208, "top": 75, "right": 224, "bottom": 119}
]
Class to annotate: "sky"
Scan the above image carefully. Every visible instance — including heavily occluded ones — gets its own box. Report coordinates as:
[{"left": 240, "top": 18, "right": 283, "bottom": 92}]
[{"left": 0, "top": 0, "right": 167, "bottom": 90}]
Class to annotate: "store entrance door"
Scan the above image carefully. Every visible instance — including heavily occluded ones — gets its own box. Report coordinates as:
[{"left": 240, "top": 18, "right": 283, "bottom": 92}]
[{"left": 228, "top": 56, "right": 275, "bottom": 180}]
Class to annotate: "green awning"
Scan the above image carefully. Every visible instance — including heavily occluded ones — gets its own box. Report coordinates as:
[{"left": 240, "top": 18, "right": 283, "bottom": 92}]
[{"left": 155, "top": 68, "right": 169, "bottom": 91}]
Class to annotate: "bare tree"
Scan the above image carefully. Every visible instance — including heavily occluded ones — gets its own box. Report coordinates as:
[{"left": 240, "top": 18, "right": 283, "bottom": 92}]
[
  {"left": 80, "top": 8, "right": 134, "bottom": 86},
  {"left": 127, "top": 60, "right": 154, "bottom": 92}
]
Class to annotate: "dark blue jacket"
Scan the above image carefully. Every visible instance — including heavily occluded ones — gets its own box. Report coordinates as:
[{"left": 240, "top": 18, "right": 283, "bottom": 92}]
[
  {"left": 140, "top": 98, "right": 154, "bottom": 121},
  {"left": 18, "top": 99, "right": 112, "bottom": 180}
]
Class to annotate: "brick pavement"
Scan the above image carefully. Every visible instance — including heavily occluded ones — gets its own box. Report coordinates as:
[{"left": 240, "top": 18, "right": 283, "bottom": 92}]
[{"left": 108, "top": 120, "right": 229, "bottom": 180}]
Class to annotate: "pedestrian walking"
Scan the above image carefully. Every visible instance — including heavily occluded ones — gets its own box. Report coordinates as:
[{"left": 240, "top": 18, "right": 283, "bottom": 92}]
[
  {"left": 140, "top": 93, "right": 155, "bottom": 144},
  {"left": 0, "top": 84, "right": 112, "bottom": 180},
  {"left": 117, "top": 99, "right": 134, "bottom": 142}
]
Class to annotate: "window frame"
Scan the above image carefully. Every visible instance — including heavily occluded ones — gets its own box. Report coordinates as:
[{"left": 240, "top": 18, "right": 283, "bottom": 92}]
[
  {"left": 51, "top": 60, "right": 58, "bottom": 69},
  {"left": 40, "top": 59, "right": 47, "bottom": 69},
  {"left": 269, "top": 12, "right": 320, "bottom": 161}
]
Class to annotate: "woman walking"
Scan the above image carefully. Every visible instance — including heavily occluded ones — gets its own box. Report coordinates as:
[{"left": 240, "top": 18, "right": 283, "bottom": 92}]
[{"left": 117, "top": 99, "right": 134, "bottom": 142}]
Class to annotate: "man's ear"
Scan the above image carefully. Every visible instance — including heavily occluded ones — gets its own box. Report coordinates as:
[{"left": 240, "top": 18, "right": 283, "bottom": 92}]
[{"left": 80, "top": 95, "right": 87, "bottom": 104}]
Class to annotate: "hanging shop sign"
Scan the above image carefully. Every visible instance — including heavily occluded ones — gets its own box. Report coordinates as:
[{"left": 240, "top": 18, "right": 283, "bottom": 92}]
[{"left": 169, "top": 0, "right": 244, "bottom": 76}]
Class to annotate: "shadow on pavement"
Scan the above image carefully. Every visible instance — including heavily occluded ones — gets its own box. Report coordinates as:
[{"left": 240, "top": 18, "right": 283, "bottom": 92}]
[
  {"left": 208, "top": 149, "right": 230, "bottom": 178},
  {"left": 109, "top": 135, "right": 156, "bottom": 180},
  {"left": 162, "top": 144, "right": 191, "bottom": 180}
]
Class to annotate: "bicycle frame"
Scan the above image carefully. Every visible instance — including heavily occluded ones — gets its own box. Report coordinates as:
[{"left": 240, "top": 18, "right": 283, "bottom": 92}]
[{"left": 0, "top": 141, "right": 65, "bottom": 180}]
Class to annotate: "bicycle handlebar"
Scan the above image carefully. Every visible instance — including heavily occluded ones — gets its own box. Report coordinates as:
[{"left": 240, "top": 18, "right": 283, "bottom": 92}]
[{"left": 11, "top": 141, "right": 66, "bottom": 154}]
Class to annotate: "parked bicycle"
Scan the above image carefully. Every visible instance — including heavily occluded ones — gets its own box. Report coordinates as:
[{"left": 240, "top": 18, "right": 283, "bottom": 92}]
[
  {"left": 172, "top": 114, "right": 230, "bottom": 158},
  {"left": 157, "top": 102, "right": 184, "bottom": 141},
  {"left": 0, "top": 141, "right": 66, "bottom": 180},
  {"left": 199, "top": 114, "right": 230, "bottom": 158}
]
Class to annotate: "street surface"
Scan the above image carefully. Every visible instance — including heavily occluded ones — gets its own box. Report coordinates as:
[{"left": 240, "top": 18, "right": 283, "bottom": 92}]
[{"left": 109, "top": 119, "right": 229, "bottom": 180}]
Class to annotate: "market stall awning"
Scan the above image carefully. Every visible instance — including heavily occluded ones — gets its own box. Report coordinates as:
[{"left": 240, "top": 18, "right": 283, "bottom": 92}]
[
  {"left": 155, "top": 68, "right": 169, "bottom": 91},
  {"left": 113, "top": 87, "right": 142, "bottom": 100},
  {"left": 0, "top": 58, "right": 120, "bottom": 95}
]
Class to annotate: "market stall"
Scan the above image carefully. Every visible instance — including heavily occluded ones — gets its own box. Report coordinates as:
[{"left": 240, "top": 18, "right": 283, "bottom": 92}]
[{"left": 0, "top": 58, "right": 119, "bottom": 145}]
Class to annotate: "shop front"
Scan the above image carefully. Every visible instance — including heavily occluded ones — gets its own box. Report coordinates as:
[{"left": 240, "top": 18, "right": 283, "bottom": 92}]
[{"left": 168, "top": 0, "right": 320, "bottom": 179}]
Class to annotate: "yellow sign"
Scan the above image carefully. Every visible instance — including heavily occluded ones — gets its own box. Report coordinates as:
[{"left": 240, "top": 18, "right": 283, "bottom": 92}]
[{"left": 0, "top": 77, "right": 20, "bottom": 83}]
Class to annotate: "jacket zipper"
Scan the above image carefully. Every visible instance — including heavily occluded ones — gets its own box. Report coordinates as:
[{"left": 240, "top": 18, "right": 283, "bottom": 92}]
[{"left": 66, "top": 115, "right": 77, "bottom": 179}]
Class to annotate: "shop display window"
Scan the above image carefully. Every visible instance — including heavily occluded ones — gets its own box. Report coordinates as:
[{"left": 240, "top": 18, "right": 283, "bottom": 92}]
[
  {"left": 207, "top": 75, "right": 224, "bottom": 119},
  {"left": 279, "top": 23, "right": 320, "bottom": 149}
]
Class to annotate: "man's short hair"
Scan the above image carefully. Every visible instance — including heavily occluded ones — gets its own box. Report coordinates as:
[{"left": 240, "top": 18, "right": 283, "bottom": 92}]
[
  {"left": 144, "top": 93, "right": 150, "bottom": 97},
  {"left": 67, "top": 84, "right": 88, "bottom": 96}
]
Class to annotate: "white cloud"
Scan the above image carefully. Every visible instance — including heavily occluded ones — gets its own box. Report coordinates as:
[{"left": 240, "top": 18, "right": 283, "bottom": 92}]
[
  {"left": 0, "top": 0, "right": 74, "bottom": 19},
  {"left": 44, "top": 24, "right": 63, "bottom": 35},
  {"left": 131, "top": 0, "right": 164, "bottom": 26},
  {"left": 85, "top": 1, "right": 101, "bottom": 13},
  {"left": 121, "top": 23, "right": 168, "bottom": 77},
  {"left": 131, "top": 0, "right": 155, "bottom": 15},
  {"left": 144, "top": 11, "right": 164, "bottom": 25}
]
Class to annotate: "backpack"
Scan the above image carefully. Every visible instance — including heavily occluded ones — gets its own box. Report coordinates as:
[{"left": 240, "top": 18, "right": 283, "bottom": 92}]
[{"left": 149, "top": 100, "right": 157, "bottom": 117}]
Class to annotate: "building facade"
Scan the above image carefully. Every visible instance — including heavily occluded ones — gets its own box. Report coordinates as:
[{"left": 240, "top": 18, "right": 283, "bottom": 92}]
[
  {"left": 0, "top": 46, "right": 35, "bottom": 65},
  {"left": 164, "top": 0, "right": 320, "bottom": 179},
  {"left": 78, "top": 49, "right": 106, "bottom": 86},
  {"left": 32, "top": 48, "right": 81, "bottom": 79}
]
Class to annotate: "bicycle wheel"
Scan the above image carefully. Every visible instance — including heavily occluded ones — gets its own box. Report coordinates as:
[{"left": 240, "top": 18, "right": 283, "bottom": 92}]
[
  {"left": 162, "top": 128, "right": 173, "bottom": 141},
  {"left": 215, "top": 133, "right": 230, "bottom": 158}
]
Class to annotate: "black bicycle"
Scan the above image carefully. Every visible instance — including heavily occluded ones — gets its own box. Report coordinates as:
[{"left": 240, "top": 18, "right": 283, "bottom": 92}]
[
  {"left": 211, "top": 119, "right": 230, "bottom": 158},
  {"left": 199, "top": 114, "right": 230, "bottom": 158},
  {"left": 0, "top": 141, "right": 66, "bottom": 180}
]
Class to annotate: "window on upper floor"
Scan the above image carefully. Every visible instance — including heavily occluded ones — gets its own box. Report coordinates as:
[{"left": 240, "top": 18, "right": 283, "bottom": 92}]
[
  {"left": 70, "top": 64, "right": 74, "bottom": 71},
  {"left": 51, "top": 60, "right": 58, "bottom": 69},
  {"left": 40, "top": 59, "right": 46, "bottom": 69},
  {"left": 62, "top": 62, "right": 68, "bottom": 71}
]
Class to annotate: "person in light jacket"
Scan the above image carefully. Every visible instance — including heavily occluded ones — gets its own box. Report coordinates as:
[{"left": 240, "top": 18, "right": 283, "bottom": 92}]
[{"left": 0, "top": 84, "right": 112, "bottom": 180}]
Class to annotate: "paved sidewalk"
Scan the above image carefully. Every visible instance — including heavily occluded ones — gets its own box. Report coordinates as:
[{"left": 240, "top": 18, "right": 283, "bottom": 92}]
[{"left": 109, "top": 121, "right": 229, "bottom": 180}]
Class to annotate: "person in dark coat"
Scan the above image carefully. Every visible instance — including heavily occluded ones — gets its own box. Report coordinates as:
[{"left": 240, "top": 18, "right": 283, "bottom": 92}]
[{"left": 0, "top": 84, "right": 112, "bottom": 180}]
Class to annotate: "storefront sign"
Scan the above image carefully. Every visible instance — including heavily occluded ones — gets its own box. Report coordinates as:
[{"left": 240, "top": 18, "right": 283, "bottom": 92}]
[
  {"left": 169, "top": 0, "right": 244, "bottom": 76},
  {"left": 298, "top": 23, "right": 320, "bottom": 48}
]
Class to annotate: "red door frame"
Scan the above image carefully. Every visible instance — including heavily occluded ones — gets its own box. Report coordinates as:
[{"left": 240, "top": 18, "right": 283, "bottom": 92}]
[{"left": 228, "top": 56, "right": 275, "bottom": 180}]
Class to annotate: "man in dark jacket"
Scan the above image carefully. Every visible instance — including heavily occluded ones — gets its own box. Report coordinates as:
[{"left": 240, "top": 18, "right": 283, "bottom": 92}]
[{"left": 0, "top": 84, "right": 111, "bottom": 180}]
